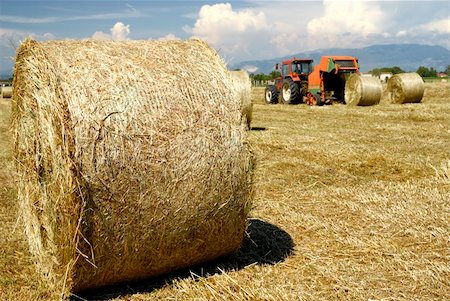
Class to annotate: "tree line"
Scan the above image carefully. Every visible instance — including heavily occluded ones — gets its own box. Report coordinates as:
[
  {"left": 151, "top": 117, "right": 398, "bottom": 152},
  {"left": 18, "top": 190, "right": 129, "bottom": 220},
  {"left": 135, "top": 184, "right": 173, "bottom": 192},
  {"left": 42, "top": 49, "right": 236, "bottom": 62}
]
[
  {"left": 247, "top": 65, "right": 450, "bottom": 79},
  {"left": 370, "top": 65, "right": 449, "bottom": 77}
]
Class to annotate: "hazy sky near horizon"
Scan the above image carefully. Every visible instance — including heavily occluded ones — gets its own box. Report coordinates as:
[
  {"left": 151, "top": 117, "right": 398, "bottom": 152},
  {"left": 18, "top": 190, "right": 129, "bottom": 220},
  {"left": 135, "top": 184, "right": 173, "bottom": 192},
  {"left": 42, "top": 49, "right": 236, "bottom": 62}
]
[{"left": 0, "top": 0, "right": 449, "bottom": 74}]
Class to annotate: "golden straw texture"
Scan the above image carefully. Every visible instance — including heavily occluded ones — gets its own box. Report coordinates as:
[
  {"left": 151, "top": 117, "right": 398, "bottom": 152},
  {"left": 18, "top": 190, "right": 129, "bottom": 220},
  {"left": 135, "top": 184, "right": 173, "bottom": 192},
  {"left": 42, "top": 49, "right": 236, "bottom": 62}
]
[
  {"left": 387, "top": 73, "right": 424, "bottom": 104},
  {"left": 345, "top": 74, "right": 381, "bottom": 106},
  {"left": 1, "top": 86, "right": 12, "bottom": 98},
  {"left": 229, "top": 70, "right": 252, "bottom": 128},
  {"left": 12, "top": 38, "right": 253, "bottom": 297}
]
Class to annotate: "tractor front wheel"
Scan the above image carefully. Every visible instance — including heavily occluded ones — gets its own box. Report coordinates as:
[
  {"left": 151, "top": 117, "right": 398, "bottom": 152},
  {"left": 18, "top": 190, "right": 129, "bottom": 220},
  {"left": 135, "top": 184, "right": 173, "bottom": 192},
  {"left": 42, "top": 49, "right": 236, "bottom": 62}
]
[
  {"left": 282, "top": 78, "right": 300, "bottom": 104},
  {"left": 264, "top": 85, "right": 279, "bottom": 104}
]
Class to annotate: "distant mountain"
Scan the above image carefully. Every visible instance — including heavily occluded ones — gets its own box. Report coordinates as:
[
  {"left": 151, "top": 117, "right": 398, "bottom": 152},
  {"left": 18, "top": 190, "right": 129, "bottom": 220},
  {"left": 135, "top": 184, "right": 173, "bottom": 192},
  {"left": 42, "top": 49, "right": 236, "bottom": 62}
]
[
  {"left": 232, "top": 44, "right": 450, "bottom": 74},
  {"left": 0, "top": 73, "right": 12, "bottom": 80}
]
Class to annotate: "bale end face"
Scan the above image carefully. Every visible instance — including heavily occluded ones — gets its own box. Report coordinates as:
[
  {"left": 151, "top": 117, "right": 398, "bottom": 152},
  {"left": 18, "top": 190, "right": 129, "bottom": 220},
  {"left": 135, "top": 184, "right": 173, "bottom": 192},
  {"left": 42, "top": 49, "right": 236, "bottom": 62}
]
[
  {"left": 1, "top": 86, "right": 12, "bottom": 98},
  {"left": 387, "top": 73, "right": 424, "bottom": 104},
  {"left": 345, "top": 74, "right": 381, "bottom": 106}
]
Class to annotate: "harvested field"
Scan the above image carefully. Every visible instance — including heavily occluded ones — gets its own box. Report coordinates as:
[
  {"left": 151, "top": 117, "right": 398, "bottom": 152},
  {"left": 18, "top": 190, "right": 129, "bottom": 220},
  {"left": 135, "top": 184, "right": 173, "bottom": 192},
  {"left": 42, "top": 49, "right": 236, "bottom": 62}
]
[{"left": 1, "top": 82, "right": 449, "bottom": 300}]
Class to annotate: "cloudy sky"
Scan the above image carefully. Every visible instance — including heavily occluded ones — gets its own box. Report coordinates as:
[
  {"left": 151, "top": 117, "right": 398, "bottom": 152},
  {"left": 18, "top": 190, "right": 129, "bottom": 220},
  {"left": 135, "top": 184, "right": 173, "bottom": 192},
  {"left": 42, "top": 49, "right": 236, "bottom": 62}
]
[{"left": 0, "top": 0, "right": 449, "bottom": 75}]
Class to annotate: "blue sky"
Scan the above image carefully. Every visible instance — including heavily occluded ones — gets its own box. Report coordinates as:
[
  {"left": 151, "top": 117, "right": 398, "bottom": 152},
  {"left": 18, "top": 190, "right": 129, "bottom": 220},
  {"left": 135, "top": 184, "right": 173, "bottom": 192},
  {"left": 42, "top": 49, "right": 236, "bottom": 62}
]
[{"left": 1, "top": 1, "right": 449, "bottom": 75}]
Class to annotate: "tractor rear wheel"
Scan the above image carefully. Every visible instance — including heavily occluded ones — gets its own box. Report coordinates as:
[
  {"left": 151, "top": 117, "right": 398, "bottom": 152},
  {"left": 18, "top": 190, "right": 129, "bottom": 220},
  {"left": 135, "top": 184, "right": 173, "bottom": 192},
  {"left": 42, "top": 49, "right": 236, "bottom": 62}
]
[
  {"left": 264, "top": 85, "right": 279, "bottom": 104},
  {"left": 282, "top": 78, "right": 300, "bottom": 104}
]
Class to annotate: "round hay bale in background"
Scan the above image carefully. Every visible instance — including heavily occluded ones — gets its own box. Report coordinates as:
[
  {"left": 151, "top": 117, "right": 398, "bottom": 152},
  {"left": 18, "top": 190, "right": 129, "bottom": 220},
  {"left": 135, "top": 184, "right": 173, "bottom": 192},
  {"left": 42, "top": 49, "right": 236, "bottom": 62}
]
[
  {"left": 12, "top": 38, "right": 253, "bottom": 296},
  {"left": 229, "top": 70, "right": 252, "bottom": 128},
  {"left": 345, "top": 74, "right": 381, "bottom": 106},
  {"left": 387, "top": 73, "right": 424, "bottom": 104},
  {"left": 1, "top": 86, "right": 12, "bottom": 98}
]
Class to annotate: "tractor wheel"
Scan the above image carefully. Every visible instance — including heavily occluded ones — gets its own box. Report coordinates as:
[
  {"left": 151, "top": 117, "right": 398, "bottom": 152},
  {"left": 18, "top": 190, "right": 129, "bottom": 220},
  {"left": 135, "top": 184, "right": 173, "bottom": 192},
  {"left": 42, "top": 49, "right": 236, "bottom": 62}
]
[
  {"left": 317, "top": 95, "right": 325, "bottom": 106},
  {"left": 282, "top": 78, "right": 300, "bottom": 104},
  {"left": 264, "top": 85, "right": 279, "bottom": 104}
]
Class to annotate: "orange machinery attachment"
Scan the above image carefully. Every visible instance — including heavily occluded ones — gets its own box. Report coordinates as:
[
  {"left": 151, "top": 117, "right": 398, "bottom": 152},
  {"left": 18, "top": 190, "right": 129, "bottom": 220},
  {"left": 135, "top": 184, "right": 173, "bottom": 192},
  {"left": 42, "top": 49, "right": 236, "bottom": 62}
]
[{"left": 306, "top": 56, "right": 360, "bottom": 105}]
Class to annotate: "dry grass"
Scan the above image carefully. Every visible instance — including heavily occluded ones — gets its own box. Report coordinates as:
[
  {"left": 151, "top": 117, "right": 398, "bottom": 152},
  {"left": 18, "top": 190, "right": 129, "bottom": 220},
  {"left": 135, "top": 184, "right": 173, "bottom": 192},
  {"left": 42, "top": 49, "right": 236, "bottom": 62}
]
[{"left": 1, "top": 81, "right": 449, "bottom": 300}]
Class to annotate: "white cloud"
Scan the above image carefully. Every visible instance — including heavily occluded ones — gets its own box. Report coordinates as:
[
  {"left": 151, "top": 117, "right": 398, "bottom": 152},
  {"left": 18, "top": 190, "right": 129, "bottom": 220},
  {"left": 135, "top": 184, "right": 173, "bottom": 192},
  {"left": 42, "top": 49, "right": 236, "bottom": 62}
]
[
  {"left": 421, "top": 18, "right": 450, "bottom": 34},
  {"left": 111, "top": 22, "right": 130, "bottom": 40},
  {"left": 188, "top": 3, "right": 268, "bottom": 44},
  {"left": 186, "top": 1, "right": 450, "bottom": 64},
  {"left": 184, "top": 3, "right": 276, "bottom": 62},
  {"left": 396, "top": 30, "right": 407, "bottom": 37},
  {"left": 0, "top": 28, "right": 28, "bottom": 39},
  {"left": 92, "top": 22, "right": 130, "bottom": 40},
  {"left": 0, "top": 11, "right": 141, "bottom": 24},
  {"left": 158, "top": 33, "right": 180, "bottom": 41},
  {"left": 242, "top": 65, "right": 258, "bottom": 73},
  {"left": 269, "top": 25, "right": 305, "bottom": 57},
  {"left": 391, "top": 17, "right": 450, "bottom": 49},
  {"left": 184, "top": 2, "right": 394, "bottom": 62},
  {"left": 0, "top": 28, "right": 55, "bottom": 48},
  {"left": 308, "top": 1, "right": 384, "bottom": 36},
  {"left": 92, "top": 31, "right": 111, "bottom": 40},
  {"left": 43, "top": 32, "right": 56, "bottom": 40},
  {"left": 306, "top": 0, "right": 386, "bottom": 49}
]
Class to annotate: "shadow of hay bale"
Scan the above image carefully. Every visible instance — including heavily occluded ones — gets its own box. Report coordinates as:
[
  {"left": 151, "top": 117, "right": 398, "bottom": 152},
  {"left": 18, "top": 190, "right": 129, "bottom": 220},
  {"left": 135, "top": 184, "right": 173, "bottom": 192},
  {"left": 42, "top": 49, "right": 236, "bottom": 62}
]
[
  {"left": 250, "top": 126, "right": 266, "bottom": 131},
  {"left": 72, "top": 218, "right": 293, "bottom": 300}
]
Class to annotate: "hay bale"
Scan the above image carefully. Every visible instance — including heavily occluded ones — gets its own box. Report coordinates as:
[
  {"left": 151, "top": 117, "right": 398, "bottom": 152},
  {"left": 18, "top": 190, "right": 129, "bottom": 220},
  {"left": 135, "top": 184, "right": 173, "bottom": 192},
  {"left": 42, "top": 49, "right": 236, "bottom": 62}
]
[
  {"left": 229, "top": 70, "right": 252, "bottom": 128},
  {"left": 12, "top": 38, "right": 253, "bottom": 296},
  {"left": 1, "top": 86, "right": 12, "bottom": 98},
  {"left": 345, "top": 74, "right": 381, "bottom": 106},
  {"left": 387, "top": 73, "right": 424, "bottom": 104}
]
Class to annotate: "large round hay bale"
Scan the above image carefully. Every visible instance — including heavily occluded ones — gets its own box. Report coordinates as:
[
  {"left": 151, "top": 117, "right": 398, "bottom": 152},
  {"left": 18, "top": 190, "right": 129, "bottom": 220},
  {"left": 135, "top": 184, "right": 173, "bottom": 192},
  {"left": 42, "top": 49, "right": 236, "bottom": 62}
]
[
  {"left": 1, "top": 86, "right": 12, "bottom": 98},
  {"left": 12, "top": 38, "right": 253, "bottom": 296},
  {"left": 345, "top": 74, "right": 381, "bottom": 106},
  {"left": 229, "top": 70, "right": 252, "bottom": 128},
  {"left": 386, "top": 73, "right": 424, "bottom": 103}
]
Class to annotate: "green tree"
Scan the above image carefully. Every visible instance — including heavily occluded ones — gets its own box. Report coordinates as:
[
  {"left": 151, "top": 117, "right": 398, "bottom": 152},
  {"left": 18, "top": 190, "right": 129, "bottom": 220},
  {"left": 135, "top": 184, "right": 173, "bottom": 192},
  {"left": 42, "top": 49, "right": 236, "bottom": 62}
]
[
  {"left": 390, "top": 66, "right": 405, "bottom": 74},
  {"left": 269, "top": 71, "right": 281, "bottom": 79},
  {"left": 369, "top": 66, "right": 405, "bottom": 76},
  {"left": 253, "top": 73, "right": 267, "bottom": 81},
  {"left": 444, "top": 65, "right": 450, "bottom": 75},
  {"left": 416, "top": 66, "right": 437, "bottom": 77}
]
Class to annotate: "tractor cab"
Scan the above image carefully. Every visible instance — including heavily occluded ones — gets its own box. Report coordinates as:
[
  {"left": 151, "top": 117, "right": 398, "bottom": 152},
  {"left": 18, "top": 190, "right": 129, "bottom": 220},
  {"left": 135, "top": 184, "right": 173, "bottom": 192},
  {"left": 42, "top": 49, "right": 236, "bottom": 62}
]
[
  {"left": 277, "top": 59, "right": 313, "bottom": 78},
  {"left": 265, "top": 58, "right": 313, "bottom": 104}
]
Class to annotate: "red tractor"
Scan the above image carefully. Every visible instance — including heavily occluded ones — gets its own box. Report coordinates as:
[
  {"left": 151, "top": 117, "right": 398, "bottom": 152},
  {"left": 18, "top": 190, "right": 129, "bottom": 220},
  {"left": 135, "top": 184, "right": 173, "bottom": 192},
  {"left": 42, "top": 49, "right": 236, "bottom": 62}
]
[
  {"left": 264, "top": 58, "right": 313, "bottom": 104},
  {"left": 264, "top": 56, "right": 360, "bottom": 106}
]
